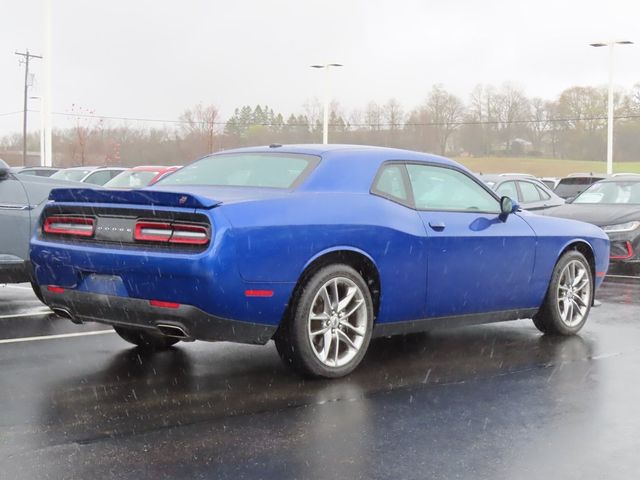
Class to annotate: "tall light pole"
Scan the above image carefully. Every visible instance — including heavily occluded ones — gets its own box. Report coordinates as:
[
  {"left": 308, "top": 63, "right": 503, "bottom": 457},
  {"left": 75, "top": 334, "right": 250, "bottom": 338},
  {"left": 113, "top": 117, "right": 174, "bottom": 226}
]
[
  {"left": 589, "top": 40, "right": 633, "bottom": 174},
  {"left": 310, "top": 63, "right": 342, "bottom": 144},
  {"left": 30, "top": 96, "right": 44, "bottom": 166},
  {"left": 42, "top": 0, "right": 53, "bottom": 167}
]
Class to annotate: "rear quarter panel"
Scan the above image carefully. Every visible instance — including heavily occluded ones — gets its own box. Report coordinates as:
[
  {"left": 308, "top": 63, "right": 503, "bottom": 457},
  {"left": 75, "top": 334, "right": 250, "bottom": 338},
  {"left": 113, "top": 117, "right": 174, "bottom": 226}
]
[{"left": 220, "top": 192, "right": 429, "bottom": 323}]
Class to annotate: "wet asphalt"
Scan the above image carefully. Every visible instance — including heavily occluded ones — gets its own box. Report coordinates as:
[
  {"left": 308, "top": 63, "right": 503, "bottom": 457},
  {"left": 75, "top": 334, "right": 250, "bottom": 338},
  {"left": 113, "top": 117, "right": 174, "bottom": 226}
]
[{"left": 1, "top": 273, "right": 639, "bottom": 480}]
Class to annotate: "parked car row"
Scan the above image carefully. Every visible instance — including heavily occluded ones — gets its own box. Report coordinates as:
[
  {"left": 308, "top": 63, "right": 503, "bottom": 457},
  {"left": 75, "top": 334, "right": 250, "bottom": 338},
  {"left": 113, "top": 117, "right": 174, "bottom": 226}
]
[
  {"left": 0, "top": 160, "right": 181, "bottom": 293},
  {"left": 480, "top": 174, "right": 565, "bottom": 210},
  {"left": 542, "top": 175, "right": 640, "bottom": 265},
  {"left": 480, "top": 171, "right": 640, "bottom": 265},
  {"left": 12, "top": 164, "right": 181, "bottom": 187}
]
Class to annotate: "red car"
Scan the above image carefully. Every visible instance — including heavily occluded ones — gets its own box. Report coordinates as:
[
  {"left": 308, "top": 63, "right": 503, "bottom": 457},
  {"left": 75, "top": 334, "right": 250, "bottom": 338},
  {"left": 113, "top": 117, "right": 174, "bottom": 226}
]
[{"left": 103, "top": 165, "right": 181, "bottom": 189}]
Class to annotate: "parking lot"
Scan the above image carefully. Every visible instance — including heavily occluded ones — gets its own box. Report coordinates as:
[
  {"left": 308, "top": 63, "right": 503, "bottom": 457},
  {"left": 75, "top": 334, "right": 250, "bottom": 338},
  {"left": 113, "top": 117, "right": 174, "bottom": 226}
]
[{"left": 0, "top": 273, "right": 638, "bottom": 479}]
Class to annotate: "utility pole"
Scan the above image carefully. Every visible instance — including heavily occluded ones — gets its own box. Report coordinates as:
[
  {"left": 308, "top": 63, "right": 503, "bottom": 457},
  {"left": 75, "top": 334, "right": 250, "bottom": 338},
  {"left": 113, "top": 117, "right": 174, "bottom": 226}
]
[{"left": 15, "top": 50, "right": 42, "bottom": 166}]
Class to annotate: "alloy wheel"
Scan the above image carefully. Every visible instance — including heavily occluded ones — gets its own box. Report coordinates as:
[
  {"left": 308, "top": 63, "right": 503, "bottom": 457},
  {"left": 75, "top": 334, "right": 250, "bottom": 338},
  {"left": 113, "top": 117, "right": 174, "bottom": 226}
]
[{"left": 307, "top": 276, "right": 368, "bottom": 368}]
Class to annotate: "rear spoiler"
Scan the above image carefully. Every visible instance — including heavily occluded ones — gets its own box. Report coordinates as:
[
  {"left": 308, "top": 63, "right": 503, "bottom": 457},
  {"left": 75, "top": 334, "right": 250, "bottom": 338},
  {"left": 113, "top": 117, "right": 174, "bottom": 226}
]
[{"left": 48, "top": 188, "right": 221, "bottom": 209}]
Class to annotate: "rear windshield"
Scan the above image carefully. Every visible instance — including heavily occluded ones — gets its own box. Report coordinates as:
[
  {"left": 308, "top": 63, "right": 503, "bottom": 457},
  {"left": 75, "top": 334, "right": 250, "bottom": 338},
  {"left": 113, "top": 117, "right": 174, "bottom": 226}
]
[
  {"left": 554, "top": 177, "right": 602, "bottom": 198},
  {"left": 157, "top": 153, "right": 319, "bottom": 189},
  {"left": 105, "top": 170, "right": 159, "bottom": 188}
]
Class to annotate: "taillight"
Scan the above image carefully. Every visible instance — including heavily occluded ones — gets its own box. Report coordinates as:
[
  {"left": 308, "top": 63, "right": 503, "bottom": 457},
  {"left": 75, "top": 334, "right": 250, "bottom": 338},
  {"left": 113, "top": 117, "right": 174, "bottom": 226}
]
[
  {"left": 44, "top": 216, "right": 95, "bottom": 237},
  {"left": 134, "top": 220, "right": 210, "bottom": 246}
]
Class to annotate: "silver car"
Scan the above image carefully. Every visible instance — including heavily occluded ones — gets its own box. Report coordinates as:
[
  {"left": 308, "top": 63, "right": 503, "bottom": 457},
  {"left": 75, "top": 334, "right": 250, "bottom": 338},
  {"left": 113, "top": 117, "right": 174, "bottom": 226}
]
[{"left": 0, "top": 159, "right": 86, "bottom": 299}]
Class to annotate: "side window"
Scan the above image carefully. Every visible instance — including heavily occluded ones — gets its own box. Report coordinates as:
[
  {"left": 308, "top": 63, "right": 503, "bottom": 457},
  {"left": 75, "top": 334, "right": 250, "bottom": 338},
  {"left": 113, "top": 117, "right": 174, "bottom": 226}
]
[
  {"left": 372, "top": 164, "right": 409, "bottom": 203},
  {"left": 536, "top": 184, "right": 551, "bottom": 200},
  {"left": 495, "top": 181, "right": 518, "bottom": 200},
  {"left": 406, "top": 164, "right": 500, "bottom": 213},
  {"left": 83, "top": 170, "right": 112, "bottom": 185},
  {"left": 519, "top": 181, "right": 542, "bottom": 203}
]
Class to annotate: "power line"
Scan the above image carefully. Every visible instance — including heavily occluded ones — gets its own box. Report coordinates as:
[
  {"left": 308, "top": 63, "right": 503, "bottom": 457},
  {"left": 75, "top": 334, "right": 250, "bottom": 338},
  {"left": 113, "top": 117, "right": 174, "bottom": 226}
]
[
  {"left": 29, "top": 110, "right": 640, "bottom": 128},
  {"left": 0, "top": 111, "right": 23, "bottom": 117}
]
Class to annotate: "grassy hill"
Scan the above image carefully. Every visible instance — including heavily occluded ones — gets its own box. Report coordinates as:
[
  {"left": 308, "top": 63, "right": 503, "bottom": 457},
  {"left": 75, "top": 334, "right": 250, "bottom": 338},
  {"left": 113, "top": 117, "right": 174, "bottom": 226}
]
[{"left": 454, "top": 157, "right": 640, "bottom": 177}]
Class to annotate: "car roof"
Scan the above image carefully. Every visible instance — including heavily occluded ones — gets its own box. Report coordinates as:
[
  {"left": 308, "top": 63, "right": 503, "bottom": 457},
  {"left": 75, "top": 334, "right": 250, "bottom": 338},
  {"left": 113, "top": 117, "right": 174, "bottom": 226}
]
[
  {"left": 129, "top": 165, "right": 170, "bottom": 171},
  {"left": 217, "top": 144, "right": 458, "bottom": 165},
  {"left": 62, "top": 166, "right": 101, "bottom": 171},
  {"left": 480, "top": 174, "right": 542, "bottom": 183},
  {"left": 597, "top": 175, "right": 640, "bottom": 183}
]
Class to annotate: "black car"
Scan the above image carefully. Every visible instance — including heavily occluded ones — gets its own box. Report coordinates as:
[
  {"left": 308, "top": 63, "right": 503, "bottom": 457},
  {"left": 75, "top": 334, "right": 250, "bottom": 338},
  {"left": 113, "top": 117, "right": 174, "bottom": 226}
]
[
  {"left": 543, "top": 175, "right": 640, "bottom": 264},
  {"left": 554, "top": 174, "right": 607, "bottom": 200},
  {"left": 481, "top": 174, "right": 565, "bottom": 210}
]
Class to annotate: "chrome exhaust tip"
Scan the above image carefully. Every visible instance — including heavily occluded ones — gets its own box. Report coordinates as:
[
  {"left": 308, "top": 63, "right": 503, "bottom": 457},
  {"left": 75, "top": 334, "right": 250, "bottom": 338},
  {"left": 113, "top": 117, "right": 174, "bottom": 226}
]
[
  {"left": 155, "top": 323, "right": 192, "bottom": 340},
  {"left": 52, "top": 307, "right": 82, "bottom": 324}
]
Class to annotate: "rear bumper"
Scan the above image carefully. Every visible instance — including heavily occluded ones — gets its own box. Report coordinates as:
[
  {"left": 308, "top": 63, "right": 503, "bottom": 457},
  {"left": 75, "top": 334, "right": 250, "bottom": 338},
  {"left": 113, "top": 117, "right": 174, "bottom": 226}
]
[{"left": 42, "top": 289, "right": 277, "bottom": 345}]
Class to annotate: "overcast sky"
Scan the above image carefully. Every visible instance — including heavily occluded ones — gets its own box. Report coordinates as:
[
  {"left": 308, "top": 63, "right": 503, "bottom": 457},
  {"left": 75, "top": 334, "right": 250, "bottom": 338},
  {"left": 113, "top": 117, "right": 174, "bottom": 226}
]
[{"left": 1, "top": 0, "right": 638, "bottom": 135}]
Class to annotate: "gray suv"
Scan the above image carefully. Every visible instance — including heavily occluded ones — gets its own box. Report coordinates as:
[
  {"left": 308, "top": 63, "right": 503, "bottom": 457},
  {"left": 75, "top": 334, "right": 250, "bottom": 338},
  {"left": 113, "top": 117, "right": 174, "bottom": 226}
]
[{"left": 0, "top": 159, "right": 85, "bottom": 299}]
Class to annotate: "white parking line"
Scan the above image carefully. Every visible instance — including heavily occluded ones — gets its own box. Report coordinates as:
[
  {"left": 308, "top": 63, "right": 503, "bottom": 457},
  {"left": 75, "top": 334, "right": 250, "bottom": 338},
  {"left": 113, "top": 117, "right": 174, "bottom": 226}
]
[
  {"left": 0, "top": 284, "right": 33, "bottom": 290},
  {"left": 0, "top": 310, "right": 53, "bottom": 320},
  {"left": 607, "top": 274, "right": 640, "bottom": 280},
  {"left": 0, "top": 330, "right": 115, "bottom": 345}
]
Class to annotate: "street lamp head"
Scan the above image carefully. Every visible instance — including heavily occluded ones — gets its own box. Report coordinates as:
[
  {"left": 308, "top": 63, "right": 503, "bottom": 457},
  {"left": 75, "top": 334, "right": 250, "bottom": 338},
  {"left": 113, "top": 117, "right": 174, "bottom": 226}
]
[
  {"left": 310, "top": 63, "right": 344, "bottom": 69},
  {"left": 590, "top": 41, "right": 633, "bottom": 47}
]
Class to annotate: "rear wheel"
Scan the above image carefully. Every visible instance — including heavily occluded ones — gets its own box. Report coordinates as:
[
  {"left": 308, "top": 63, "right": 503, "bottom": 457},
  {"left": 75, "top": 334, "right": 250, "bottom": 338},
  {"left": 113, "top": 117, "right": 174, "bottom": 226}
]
[
  {"left": 114, "top": 326, "right": 180, "bottom": 350},
  {"left": 533, "top": 251, "right": 593, "bottom": 335},
  {"left": 275, "top": 264, "right": 374, "bottom": 378}
]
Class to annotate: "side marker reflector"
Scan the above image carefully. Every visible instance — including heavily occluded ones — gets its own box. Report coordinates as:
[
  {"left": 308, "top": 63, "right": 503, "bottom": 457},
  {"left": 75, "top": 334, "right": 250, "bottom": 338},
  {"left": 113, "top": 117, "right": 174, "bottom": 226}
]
[
  {"left": 245, "top": 290, "right": 274, "bottom": 298},
  {"left": 596, "top": 272, "right": 606, "bottom": 278},
  {"left": 149, "top": 300, "right": 181, "bottom": 309},
  {"left": 47, "top": 285, "right": 65, "bottom": 294}
]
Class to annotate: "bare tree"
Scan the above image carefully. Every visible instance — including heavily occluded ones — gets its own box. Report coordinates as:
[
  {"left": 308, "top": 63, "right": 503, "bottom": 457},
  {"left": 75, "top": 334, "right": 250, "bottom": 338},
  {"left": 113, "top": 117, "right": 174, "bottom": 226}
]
[
  {"left": 364, "top": 101, "right": 383, "bottom": 131},
  {"left": 69, "top": 104, "right": 103, "bottom": 166},
  {"left": 383, "top": 98, "right": 405, "bottom": 131},
  {"left": 179, "top": 103, "right": 220, "bottom": 153},
  {"left": 426, "top": 85, "right": 464, "bottom": 155},
  {"left": 493, "top": 83, "right": 530, "bottom": 152},
  {"left": 527, "top": 97, "right": 551, "bottom": 152}
]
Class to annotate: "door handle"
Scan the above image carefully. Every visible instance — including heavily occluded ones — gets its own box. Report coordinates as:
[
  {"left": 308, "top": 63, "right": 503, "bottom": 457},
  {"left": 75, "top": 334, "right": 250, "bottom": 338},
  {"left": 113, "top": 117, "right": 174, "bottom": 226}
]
[{"left": 428, "top": 221, "right": 446, "bottom": 231}]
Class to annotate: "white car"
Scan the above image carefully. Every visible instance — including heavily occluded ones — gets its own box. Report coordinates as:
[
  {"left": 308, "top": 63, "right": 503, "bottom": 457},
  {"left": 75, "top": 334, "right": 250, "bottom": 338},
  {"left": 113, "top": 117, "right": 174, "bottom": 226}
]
[{"left": 50, "top": 166, "right": 126, "bottom": 186}]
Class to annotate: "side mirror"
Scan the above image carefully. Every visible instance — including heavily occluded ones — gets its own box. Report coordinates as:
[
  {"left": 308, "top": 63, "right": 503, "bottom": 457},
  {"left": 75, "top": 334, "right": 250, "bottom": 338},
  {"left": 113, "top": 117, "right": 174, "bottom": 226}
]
[
  {"left": 0, "top": 161, "right": 10, "bottom": 180},
  {"left": 500, "top": 196, "right": 519, "bottom": 215}
]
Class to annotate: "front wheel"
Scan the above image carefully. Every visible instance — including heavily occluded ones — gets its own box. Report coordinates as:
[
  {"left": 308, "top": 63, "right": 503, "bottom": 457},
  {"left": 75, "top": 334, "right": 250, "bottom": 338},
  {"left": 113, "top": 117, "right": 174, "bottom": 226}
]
[
  {"left": 114, "top": 326, "right": 180, "bottom": 350},
  {"left": 533, "top": 250, "right": 593, "bottom": 335},
  {"left": 275, "top": 264, "right": 374, "bottom": 378}
]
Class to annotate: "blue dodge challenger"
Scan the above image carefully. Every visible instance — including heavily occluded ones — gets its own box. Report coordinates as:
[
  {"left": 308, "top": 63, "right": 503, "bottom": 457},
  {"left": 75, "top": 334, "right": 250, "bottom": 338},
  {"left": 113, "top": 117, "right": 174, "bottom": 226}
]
[{"left": 30, "top": 145, "right": 609, "bottom": 378}]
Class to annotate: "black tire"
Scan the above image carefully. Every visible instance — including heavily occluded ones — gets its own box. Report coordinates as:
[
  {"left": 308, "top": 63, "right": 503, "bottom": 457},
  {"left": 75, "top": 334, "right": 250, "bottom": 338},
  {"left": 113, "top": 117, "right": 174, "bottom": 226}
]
[
  {"left": 30, "top": 281, "right": 44, "bottom": 303},
  {"left": 113, "top": 326, "right": 180, "bottom": 350},
  {"left": 275, "top": 264, "right": 374, "bottom": 378},
  {"left": 533, "top": 250, "right": 593, "bottom": 335}
]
